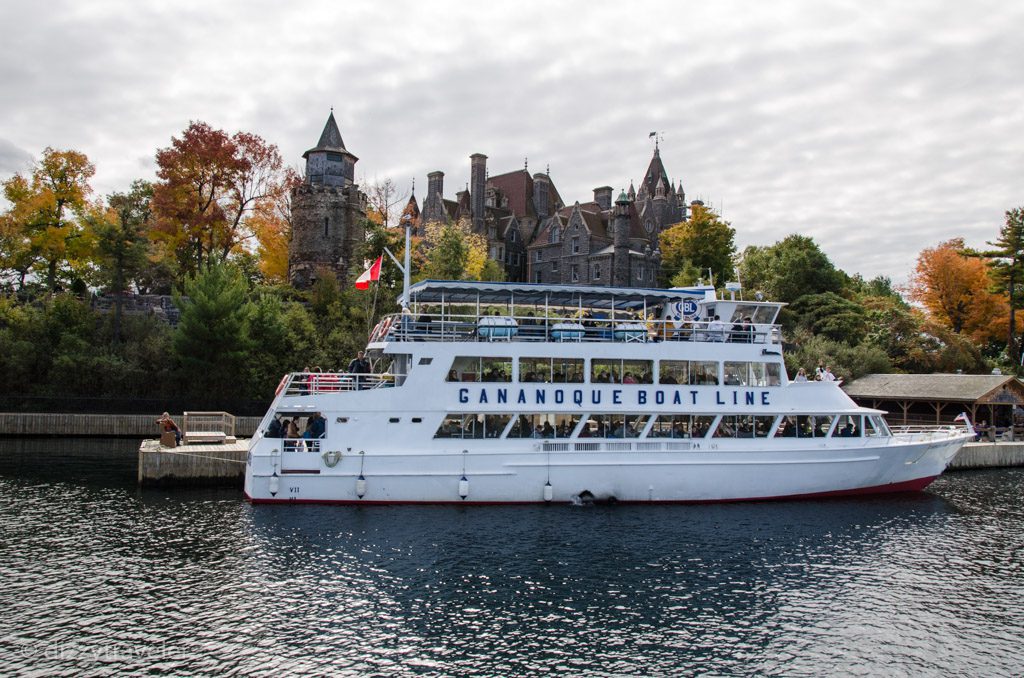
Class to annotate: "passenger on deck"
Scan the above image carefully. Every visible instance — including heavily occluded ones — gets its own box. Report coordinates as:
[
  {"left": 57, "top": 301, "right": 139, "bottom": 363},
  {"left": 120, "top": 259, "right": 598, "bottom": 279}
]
[
  {"left": 267, "top": 415, "right": 283, "bottom": 439},
  {"left": 308, "top": 412, "right": 327, "bottom": 439},
  {"left": 794, "top": 368, "right": 808, "bottom": 382},
  {"left": 156, "top": 412, "right": 182, "bottom": 446},
  {"left": 707, "top": 315, "right": 726, "bottom": 342},
  {"left": 348, "top": 351, "right": 370, "bottom": 389}
]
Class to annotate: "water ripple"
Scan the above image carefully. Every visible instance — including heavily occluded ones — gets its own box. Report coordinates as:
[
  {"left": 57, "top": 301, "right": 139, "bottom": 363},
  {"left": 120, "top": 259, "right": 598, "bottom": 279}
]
[{"left": 0, "top": 440, "right": 1022, "bottom": 676}]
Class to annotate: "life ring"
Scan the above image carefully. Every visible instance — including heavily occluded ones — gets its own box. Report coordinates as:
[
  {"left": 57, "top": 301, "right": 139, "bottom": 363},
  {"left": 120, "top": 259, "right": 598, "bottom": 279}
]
[
  {"left": 322, "top": 450, "right": 343, "bottom": 468},
  {"left": 275, "top": 374, "right": 289, "bottom": 396},
  {"left": 369, "top": 321, "right": 383, "bottom": 342}
]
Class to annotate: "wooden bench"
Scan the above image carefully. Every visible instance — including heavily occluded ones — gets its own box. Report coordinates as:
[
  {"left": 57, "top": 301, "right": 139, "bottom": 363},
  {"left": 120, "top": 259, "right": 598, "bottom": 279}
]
[{"left": 185, "top": 431, "right": 231, "bottom": 445}]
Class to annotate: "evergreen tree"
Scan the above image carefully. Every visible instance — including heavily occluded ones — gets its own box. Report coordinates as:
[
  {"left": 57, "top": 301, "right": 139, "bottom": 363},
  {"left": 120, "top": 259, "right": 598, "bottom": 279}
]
[
  {"left": 173, "top": 261, "right": 253, "bottom": 399},
  {"left": 986, "top": 207, "right": 1024, "bottom": 365}
]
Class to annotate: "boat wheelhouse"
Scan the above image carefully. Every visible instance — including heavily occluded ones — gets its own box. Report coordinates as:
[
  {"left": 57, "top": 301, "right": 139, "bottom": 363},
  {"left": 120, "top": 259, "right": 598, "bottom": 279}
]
[{"left": 245, "top": 280, "right": 972, "bottom": 504}]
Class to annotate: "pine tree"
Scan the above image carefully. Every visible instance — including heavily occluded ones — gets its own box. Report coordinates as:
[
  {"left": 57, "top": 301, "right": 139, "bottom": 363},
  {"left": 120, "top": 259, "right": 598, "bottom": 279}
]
[{"left": 986, "top": 208, "right": 1024, "bottom": 365}]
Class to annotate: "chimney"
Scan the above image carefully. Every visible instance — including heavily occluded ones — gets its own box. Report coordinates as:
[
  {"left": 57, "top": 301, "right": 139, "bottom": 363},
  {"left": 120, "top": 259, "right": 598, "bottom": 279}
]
[
  {"left": 593, "top": 186, "right": 613, "bottom": 211},
  {"left": 534, "top": 173, "right": 551, "bottom": 219},
  {"left": 427, "top": 171, "right": 444, "bottom": 200},
  {"left": 470, "top": 153, "right": 487, "bottom": 229}
]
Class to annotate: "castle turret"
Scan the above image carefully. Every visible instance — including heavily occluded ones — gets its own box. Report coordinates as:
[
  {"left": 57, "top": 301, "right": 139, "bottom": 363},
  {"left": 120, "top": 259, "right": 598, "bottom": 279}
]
[
  {"left": 593, "top": 186, "right": 613, "bottom": 211},
  {"left": 613, "top": 189, "right": 631, "bottom": 287},
  {"left": 289, "top": 112, "right": 365, "bottom": 289},
  {"left": 303, "top": 111, "right": 357, "bottom": 187}
]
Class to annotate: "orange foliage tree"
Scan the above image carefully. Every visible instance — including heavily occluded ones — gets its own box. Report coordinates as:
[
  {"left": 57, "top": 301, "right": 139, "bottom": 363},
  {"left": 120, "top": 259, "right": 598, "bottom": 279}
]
[
  {"left": 152, "top": 122, "right": 286, "bottom": 281},
  {"left": 908, "top": 238, "right": 1009, "bottom": 343}
]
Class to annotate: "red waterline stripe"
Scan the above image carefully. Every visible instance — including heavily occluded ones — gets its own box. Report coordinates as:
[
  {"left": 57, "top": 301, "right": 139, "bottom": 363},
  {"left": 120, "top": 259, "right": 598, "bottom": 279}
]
[{"left": 244, "top": 475, "right": 940, "bottom": 505}]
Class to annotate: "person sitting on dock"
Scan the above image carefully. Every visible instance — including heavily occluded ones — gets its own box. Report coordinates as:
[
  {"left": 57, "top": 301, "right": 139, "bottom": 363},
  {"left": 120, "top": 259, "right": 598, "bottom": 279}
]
[{"left": 156, "top": 412, "right": 182, "bottom": 446}]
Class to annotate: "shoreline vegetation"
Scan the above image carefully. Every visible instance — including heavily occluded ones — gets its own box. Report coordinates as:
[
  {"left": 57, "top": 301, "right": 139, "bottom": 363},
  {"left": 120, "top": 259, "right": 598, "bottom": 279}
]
[{"left": 2, "top": 124, "right": 1024, "bottom": 415}]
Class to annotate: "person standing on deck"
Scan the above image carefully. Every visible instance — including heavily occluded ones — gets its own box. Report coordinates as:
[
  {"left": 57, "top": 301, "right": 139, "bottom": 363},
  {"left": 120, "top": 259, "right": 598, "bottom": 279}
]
[{"left": 348, "top": 351, "right": 371, "bottom": 389}]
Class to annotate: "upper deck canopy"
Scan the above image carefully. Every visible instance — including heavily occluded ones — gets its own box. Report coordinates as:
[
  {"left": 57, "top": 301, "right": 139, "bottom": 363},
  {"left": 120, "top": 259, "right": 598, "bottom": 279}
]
[{"left": 404, "top": 280, "right": 714, "bottom": 312}]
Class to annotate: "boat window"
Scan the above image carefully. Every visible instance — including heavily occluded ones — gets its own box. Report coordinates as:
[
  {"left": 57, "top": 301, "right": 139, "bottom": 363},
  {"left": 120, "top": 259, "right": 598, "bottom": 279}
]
[
  {"left": 580, "top": 414, "right": 650, "bottom": 438},
  {"left": 507, "top": 413, "right": 581, "bottom": 438},
  {"left": 775, "top": 415, "right": 833, "bottom": 438},
  {"left": 519, "top": 357, "right": 585, "bottom": 383},
  {"left": 689, "top": 361, "right": 719, "bottom": 385},
  {"left": 647, "top": 414, "right": 714, "bottom": 438},
  {"left": 446, "top": 356, "right": 512, "bottom": 382},
  {"left": 435, "top": 413, "right": 512, "bottom": 439},
  {"left": 752, "top": 306, "right": 777, "bottom": 324},
  {"left": 723, "top": 362, "right": 783, "bottom": 387},
  {"left": 658, "top": 360, "right": 688, "bottom": 385},
  {"left": 834, "top": 415, "right": 860, "bottom": 437},
  {"left": 591, "top": 359, "right": 654, "bottom": 384},
  {"left": 865, "top": 415, "right": 890, "bottom": 437},
  {"left": 712, "top": 415, "right": 775, "bottom": 438}
]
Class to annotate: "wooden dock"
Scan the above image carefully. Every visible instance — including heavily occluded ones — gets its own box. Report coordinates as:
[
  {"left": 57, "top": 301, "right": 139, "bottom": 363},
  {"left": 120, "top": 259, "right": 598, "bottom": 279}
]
[
  {"left": 137, "top": 438, "right": 250, "bottom": 486},
  {"left": 949, "top": 442, "right": 1024, "bottom": 470},
  {"left": 0, "top": 412, "right": 262, "bottom": 437}
]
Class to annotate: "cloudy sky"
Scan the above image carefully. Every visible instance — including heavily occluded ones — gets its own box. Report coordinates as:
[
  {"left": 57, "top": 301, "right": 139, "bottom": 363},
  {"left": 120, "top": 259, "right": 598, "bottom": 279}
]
[{"left": 2, "top": 0, "right": 1022, "bottom": 282}]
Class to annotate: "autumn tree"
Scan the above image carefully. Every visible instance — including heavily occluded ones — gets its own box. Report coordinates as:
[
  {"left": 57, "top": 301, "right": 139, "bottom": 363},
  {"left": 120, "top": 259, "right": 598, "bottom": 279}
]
[
  {"left": 419, "top": 219, "right": 492, "bottom": 281},
  {"left": 0, "top": 148, "right": 96, "bottom": 292},
  {"left": 251, "top": 168, "right": 301, "bottom": 283},
  {"left": 908, "top": 238, "right": 1008, "bottom": 343},
  {"left": 152, "top": 122, "right": 286, "bottom": 280},
  {"left": 658, "top": 204, "right": 736, "bottom": 287}
]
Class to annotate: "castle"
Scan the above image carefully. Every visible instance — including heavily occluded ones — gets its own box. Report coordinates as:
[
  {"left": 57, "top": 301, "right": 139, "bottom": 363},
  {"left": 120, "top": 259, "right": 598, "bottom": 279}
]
[{"left": 289, "top": 113, "right": 699, "bottom": 289}]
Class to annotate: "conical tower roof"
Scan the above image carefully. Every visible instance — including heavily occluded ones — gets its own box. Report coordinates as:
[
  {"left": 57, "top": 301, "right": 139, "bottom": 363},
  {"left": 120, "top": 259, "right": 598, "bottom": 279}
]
[
  {"left": 640, "top": 147, "right": 670, "bottom": 199},
  {"left": 303, "top": 111, "right": 357, "bottom": 160}
]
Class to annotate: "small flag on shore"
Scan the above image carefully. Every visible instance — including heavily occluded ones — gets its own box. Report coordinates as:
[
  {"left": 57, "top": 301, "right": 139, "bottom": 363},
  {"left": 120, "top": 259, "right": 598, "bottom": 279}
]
[
  {"left": 355, "top": 255, "right": 383, "bottom": 290},
  {"left": 954, "top": 412, "right": 969, "bottom": 423}
]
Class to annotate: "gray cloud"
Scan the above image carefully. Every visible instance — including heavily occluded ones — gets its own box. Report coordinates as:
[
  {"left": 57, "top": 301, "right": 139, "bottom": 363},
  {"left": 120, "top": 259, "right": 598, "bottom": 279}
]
[{"left": 1, "top": 0, "right": 1022, "bottom": 283}]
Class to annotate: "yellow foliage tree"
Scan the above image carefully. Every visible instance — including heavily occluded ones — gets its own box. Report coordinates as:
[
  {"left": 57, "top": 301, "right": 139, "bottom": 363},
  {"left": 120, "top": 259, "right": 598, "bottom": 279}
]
[{"left": 0, "top": 148, "right": 96, "bottom": 291}]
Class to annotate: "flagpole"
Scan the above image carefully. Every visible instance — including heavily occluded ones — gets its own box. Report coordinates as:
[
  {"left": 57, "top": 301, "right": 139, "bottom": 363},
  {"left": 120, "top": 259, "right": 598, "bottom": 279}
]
[{"left": 403, "top": 222, "right": 411, "bottom": 311}]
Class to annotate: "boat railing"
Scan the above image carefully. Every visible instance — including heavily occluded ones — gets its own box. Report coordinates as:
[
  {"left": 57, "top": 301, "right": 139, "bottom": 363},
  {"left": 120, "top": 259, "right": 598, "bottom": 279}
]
[
  {"left": 371, "top": 313, "right": 782, "bottom": 345},
  {"left": 890, "top": 424, "right": 971, "bottom": 441},
  {"left": 278, "top": 371, "right": 401, "bottom": 397},
  {"left": 281, "top": 437, "right": 322, "bottom": 453}
]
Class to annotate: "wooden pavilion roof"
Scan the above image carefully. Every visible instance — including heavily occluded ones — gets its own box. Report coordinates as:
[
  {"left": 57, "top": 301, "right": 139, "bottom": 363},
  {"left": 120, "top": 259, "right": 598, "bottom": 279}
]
[{"left": 843, "top": 373, "right": 1024, "bottom": 404}]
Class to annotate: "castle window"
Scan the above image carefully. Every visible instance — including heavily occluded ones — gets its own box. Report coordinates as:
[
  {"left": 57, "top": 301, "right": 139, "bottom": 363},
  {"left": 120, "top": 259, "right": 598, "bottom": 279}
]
[
  {"left": 535, "top": 250, "right": 542, "bottom": 263},
  {"left": 534, "top": 270, "right": 543, "bottom": 283},
  {"left": 593, "top": 265, "right": 601, "bottom": 280},
  {"left": 552, "top": 259, "right": 559, "bottom": 272},
  {"left": 571, "top": 265, "right": 579, "bottom": 282},
  {"left": 571, "top": 238, "right": 580, "bottom": 254},
  {"left": 509, "top": 229, "right": 517, "bottom": 242},
  {"left": 324, "top": 217, "right": 329, "bottom": 237}
]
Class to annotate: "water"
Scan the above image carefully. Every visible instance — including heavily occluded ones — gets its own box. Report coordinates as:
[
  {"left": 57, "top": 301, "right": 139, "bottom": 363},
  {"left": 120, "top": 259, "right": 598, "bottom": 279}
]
[{"left": 1, "top": 439, "right": 1022, "bottom": 676}]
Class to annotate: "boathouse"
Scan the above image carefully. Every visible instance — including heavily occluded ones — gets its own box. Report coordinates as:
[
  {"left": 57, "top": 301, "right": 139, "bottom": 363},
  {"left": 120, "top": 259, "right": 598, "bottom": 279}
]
[{"left": 843, "top": 373, "right": 1024, "bottom": 429}]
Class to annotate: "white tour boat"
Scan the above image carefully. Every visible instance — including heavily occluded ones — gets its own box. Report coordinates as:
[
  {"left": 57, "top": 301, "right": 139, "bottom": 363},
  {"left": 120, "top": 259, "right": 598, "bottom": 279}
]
[{"left": 244, "top": 280, "right": 972, "bottom": 504}]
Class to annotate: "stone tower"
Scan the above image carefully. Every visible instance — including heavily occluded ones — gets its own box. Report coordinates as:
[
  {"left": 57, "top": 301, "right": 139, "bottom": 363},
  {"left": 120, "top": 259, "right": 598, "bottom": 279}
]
[
  {"left": 288, "top": 112, "right": 366, "bottom": 289},
  {"left": 612, "top": 189, "right": 631, "bottom": 287}
]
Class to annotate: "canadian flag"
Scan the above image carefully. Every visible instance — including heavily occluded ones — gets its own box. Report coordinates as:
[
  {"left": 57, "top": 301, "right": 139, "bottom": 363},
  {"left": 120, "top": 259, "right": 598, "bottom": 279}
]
[{"left": 355, "top": 255, "right": 383, "bottom": 290}]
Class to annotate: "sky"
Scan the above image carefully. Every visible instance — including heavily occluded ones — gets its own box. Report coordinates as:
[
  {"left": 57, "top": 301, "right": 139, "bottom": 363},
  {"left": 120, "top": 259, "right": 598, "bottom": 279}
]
[{"left": 1, "top": 0, "right": 1022, "bottom": 284}]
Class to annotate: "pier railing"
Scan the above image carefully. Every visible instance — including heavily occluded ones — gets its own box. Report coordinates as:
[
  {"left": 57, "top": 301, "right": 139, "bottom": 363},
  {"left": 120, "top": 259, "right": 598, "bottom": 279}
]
[
  {"left": 369, "top": 313, "right": 782, "bottom": 346},
  {"left": 182, "top": 411, "right": 237, "bottom": 444}
]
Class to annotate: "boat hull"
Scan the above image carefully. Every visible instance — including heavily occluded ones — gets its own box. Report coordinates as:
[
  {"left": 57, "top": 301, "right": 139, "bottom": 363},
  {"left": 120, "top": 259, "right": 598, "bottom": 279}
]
[{"left": 244, "top": 434, "right": 967, "bottom": 505}]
